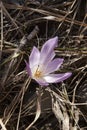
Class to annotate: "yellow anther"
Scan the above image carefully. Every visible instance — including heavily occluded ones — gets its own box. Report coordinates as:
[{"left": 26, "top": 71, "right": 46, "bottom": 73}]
[{"left": 34, "top": 70, "right": 42, "bottom": 78}]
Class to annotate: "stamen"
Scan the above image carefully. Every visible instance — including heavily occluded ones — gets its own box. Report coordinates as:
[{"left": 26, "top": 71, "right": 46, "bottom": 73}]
[
  {"left": 34, "top": 66, "right": 42, "bottom": 78},
  {"left": 34, "top": 71, "right": 42, "bottom": 78}
]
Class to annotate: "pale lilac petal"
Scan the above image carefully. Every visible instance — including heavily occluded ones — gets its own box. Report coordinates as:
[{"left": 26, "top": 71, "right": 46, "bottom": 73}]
[
  {"left": 39, "top": 51, "right": 56, "bottom": 70},
  {"left": 44, "top": 73, "right": 72, "bottom": 83},
  {"left": 25, "top": 61, "right": 32, "bottom": 76},
  {"left": 40, "top": 37, "right": 58, "bottom": 65},
  {"left": 29, "top": 46, "right": 40, "bottom": 68},
  {"left": 44, "top": 58, "right": 64, "bottom": 74},
  {"left": 35, "top": 78, "right": 49, "bottom": 86}
]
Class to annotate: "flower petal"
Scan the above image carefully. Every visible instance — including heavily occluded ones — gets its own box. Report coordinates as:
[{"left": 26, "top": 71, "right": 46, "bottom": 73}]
[
  {"left": 44, "top": 58, "right": 64, "bottom": 74},
  {"left": 40, "top": 36, "right": 58, "bottom": 65},
  {"left": 39, "top": 51, "right": 56, "bottom": 70},
  {"left": 44, "top": 73, "right": 72, "bottom": 83},
  {"left": 25, "top": 61, "right": 32, "bottom": 76},
  {"left": 35, "top": 78, "right": 49, "bottom": 86},
  {"left": 29, "top": 46, "right": 40, "bottom": 69}
]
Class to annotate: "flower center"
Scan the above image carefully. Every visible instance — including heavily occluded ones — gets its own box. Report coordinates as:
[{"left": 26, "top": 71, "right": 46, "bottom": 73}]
[
  {"left": 34, "top": 70, "right": 42, "bottom": 78},
  {"left": 34, "top": 66, "right": 43, "bottom": 78}
]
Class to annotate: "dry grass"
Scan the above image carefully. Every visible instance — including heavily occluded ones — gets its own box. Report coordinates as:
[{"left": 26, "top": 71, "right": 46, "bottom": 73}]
[{"left": 0, "top": 0, "right": 87, "bottom": 130}]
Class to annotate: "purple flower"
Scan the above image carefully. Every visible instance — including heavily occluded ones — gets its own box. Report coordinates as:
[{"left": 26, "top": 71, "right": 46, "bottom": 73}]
[{"left": 26, "top": 36, "right": 72, "bottom": 86}]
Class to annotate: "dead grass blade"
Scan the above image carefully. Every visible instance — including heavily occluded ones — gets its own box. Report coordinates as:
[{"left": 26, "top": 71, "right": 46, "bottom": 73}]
[{"left": 25, "top": 87, "right": 41, "bottom": 130}]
